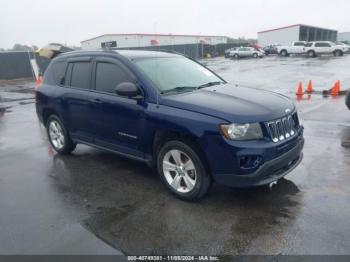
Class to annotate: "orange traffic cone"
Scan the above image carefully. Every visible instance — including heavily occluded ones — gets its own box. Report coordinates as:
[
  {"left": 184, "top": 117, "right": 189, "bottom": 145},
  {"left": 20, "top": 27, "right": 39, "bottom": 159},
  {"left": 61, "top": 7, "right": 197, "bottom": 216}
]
[
  {"left": 336, "top": 80, "right": 341, "bottom": 93},
  {"left": 331, "top": 81, "right": 338, "bottom": 96},
  {"left": 296, "top": 82, "right": 304, "bottom": 96},
  {"left": 306, "top": 80, "right": 313, "bottom": 93}
]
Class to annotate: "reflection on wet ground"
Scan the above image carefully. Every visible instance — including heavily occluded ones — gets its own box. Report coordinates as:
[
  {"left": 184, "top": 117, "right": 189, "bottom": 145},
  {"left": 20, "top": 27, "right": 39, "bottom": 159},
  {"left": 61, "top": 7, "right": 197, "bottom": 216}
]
[{"left": 1, "top": 56, "right": 350, "bottom": 255}]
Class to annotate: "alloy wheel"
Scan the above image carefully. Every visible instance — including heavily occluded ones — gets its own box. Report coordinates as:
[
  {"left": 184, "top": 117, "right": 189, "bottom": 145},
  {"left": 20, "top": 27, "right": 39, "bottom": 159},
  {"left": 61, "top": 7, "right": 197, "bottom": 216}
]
[
  {"left": 162, "top": 149, "right": 197, "bottom": 193},
  {"left": 49, "top": 120, "right": 65, "bottom": 150}
]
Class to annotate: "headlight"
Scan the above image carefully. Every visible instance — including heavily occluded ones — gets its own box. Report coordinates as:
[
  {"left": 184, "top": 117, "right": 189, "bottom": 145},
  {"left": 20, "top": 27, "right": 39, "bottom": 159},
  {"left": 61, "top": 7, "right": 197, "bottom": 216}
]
[{"left": 220, "top": 123, "right": 263, "bottom": 140}]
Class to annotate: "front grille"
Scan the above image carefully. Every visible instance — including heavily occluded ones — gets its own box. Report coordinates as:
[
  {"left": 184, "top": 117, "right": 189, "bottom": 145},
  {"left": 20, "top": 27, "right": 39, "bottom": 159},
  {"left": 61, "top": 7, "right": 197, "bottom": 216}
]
[{"left": 266, "top": 113, "right": 299, "bottom": 142}]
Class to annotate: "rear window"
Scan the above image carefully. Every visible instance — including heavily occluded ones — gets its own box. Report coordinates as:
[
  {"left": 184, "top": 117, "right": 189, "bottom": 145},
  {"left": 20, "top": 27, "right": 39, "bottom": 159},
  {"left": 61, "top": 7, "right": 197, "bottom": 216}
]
[{"left": 70, "top": 62, "right": 91, "bottom": 89}]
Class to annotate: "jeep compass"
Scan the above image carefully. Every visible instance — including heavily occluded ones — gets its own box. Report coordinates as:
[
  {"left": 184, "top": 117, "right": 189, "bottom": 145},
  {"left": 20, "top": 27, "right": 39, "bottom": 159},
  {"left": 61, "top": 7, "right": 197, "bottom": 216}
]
[{"left": 36, "top": 50, "right": 304, "bottom": 200}]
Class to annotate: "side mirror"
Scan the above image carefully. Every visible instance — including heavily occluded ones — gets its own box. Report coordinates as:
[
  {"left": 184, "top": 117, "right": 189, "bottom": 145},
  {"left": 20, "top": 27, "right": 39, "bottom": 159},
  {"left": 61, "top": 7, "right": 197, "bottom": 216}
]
[{"left": 115, "top": 82, "right": 142, "bottom": 99}]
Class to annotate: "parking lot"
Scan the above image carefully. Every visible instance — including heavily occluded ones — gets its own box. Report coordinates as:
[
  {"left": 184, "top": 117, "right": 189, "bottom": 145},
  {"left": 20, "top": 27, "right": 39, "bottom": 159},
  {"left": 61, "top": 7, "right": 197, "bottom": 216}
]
[{"left": 1, "top": 55, "right": 350, "bottom": 255}]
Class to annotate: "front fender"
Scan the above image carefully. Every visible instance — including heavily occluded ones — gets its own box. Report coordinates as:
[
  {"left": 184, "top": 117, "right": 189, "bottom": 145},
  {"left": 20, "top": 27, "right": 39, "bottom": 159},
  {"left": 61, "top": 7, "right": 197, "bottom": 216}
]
[{"left": 141, "top": 103, "right": 225, "bottom": 156}]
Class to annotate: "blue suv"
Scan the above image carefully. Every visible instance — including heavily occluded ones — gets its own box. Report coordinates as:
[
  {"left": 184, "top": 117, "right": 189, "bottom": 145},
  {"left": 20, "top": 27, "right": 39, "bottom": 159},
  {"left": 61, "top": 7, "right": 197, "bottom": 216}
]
[{"left": 36, "top": 50, "right": 304, "bottom": 200}]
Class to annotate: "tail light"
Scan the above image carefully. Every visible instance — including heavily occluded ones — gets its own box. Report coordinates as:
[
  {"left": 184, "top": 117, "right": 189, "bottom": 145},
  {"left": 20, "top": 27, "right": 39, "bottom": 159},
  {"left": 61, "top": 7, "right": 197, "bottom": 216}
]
[{"left": 34, "top": 76, "right": 42, "bottom": 101}]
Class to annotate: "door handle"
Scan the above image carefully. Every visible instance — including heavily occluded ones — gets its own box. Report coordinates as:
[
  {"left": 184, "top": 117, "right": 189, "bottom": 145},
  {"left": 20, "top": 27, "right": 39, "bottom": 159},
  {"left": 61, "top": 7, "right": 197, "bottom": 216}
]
[{"left": 92, "top": 98, "right": 103, "bottom": 104}]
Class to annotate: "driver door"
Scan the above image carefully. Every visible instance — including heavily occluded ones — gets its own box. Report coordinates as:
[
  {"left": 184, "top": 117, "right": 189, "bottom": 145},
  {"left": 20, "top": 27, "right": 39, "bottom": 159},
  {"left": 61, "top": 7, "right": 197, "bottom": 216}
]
[{"left": 89, "top": 57, "right": 146, "bottom": 158}]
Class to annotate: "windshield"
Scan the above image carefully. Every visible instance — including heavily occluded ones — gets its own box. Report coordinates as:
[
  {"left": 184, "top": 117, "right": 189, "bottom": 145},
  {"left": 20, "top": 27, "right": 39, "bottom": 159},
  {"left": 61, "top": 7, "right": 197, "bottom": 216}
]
[{"left": 134, "top": 56, "right": 223, "bottom": 93}]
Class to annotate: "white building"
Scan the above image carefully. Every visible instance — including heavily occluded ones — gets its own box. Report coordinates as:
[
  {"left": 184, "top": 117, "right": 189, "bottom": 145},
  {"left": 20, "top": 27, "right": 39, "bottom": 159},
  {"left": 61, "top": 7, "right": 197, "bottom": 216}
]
[
  {"left": 338, "top": 32, "right": 350, "bottom": 42},
  {"left": 258, "top": 24, "right": 337, "bottom": 47},
  {"left": 81, "top": 33, "right": 229, "bottom": 50}
]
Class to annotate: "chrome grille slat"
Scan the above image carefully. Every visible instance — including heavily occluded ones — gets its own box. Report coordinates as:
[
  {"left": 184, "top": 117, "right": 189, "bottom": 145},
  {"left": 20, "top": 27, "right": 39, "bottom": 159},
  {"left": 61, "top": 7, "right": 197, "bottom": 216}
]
[{"left": 266, "top": 113, "right": 299, "bottom": 142}]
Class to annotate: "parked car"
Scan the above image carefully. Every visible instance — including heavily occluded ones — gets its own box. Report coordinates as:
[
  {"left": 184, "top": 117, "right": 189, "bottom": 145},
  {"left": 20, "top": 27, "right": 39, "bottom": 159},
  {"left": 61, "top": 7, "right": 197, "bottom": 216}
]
[
  {"left": 36, "top": 50, "right": 304, "bottom": 200},
  {"left": 224, "top": 47, "right": 237, "bottom": 58},
  {"left": 277, "top": 41, "right": 307, "bottom": 56},
  {"left": 346, "top": 89, "right": 350, "bottom": 110},
  {"left": 336, "top": 42, "right": 350, "bottom": 54},
  {"left": 229, "top": 47, "right": 265, "bottom": 59},
  {"left": 304, "top": 41, "right": 349, "bottom": 57},
  {"left": 263, "top": 44, "right": 280, "bottom": 55}
]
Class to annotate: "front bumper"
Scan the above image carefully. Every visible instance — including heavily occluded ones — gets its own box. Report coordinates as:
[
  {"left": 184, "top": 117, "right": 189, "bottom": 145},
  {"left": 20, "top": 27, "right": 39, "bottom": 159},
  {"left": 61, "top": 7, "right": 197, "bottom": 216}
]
[{"left": 214, "top": 137, "right": 304, "bottom": 187}]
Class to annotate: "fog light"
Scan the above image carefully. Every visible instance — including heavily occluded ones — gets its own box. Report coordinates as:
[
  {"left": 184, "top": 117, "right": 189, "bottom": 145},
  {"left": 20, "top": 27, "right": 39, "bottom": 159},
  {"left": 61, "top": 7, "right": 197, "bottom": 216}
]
[{"left": 239, "top": 155, "right": 262, "bottom": 169}]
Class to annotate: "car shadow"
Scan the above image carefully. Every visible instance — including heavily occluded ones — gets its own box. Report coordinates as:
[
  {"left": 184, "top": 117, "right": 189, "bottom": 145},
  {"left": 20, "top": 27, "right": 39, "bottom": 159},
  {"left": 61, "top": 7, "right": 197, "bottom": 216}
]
[{"left": 49, "top": 146, "right": 303, "bottom": 255}]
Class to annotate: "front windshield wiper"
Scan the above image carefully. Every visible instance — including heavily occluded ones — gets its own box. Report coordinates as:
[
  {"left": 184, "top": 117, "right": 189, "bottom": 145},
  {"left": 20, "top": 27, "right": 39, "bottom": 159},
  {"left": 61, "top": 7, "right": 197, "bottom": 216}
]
[
  {"left": 197, "top": 81, "right": 223, "bottom": 89},
  {"left": 161, "top": 86, "right": 197, "bottom": 94}
]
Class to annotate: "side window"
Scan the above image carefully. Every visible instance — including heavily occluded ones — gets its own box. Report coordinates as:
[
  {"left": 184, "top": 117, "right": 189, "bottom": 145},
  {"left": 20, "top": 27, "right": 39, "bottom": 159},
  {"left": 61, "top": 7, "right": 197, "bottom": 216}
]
[
  {"left": 95, "top": 62, "right": 133, "bottom": 94},
  {"left": 238, "top": 48, "right": 245, "bottom": 51},
  {"left": 315, "top": 43, "right": 329, "bottom": 47},
  {"left": 294, "top": 42, "right": 304, "bottom": 46},
  {"left": 52, "top": 61, "right": 66, "bottom": 85},
  {"left": 305, "top": 43, "right": 312, "bottom": 47},
  {"left": 70, "top": 62, "right": 91, "bottom": 89}
]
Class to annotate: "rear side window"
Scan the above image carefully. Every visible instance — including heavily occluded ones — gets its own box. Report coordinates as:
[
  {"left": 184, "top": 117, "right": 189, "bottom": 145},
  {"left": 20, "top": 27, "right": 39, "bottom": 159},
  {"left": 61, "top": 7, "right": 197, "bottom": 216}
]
[
  {"left": 70, "top": 62, "right": 91, "bottom": 89},
  {"left": 95, "top": 62, "right": 133, "bottom": 93},
  {"left": 51, "top": 61, "right": 66, "bottom": 85},
  {"left": 315, "top": 43, "right": 331, "bottom": 47}
]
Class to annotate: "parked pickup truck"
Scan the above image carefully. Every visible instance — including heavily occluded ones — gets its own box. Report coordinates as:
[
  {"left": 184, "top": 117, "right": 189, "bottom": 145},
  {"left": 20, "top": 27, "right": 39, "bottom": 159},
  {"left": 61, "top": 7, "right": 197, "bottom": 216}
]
[
  {"left": 277, "top": 41, "right": 307, "bottom": 56},
  {"left": 304, "top": 41, "right": 349, "bottom": 57}
]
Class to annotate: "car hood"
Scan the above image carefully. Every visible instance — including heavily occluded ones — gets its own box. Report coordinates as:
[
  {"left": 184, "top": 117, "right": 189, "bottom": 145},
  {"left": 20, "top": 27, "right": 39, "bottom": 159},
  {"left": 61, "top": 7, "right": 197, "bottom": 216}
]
[{"left": 160, "top": 84, "right": 295, "bottom": 123}]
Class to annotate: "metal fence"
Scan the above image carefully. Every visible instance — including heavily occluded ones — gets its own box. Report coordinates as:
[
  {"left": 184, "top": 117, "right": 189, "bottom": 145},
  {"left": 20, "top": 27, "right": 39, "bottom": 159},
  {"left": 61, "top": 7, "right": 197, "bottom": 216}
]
[
  {"left": 0, "top": 43, "right": 249, "bottom": 80},
  {"left": 0, "top": 51, "right": 50, "bottom": 80},
  {"left": 116, "top": 42, "right": 250, "bottom": 59}
]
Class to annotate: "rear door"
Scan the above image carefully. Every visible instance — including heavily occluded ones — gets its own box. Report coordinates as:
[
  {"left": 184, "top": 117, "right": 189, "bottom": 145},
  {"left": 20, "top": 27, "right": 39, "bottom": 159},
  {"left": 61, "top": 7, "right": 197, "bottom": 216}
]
[
  {"left": 314, "top": 42, "right": 330, "bottom": 53},
  {"left": 90, "top": 57, "right": 146, "bottom": 158},
  {"left": 59, "top": 57, "right": 93, "bottom": 142}
]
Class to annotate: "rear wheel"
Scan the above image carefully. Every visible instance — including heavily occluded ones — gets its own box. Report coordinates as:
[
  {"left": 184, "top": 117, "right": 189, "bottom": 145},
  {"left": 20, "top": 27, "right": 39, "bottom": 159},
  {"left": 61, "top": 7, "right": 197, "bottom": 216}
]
[
  {"left": 47, "top": 115, "right": 76, "bottom": 154},
  {"left": 280, "top": 50, "right": 288, "bottom": 56},
  {"left": 233, "top": 53, "right": 239, "bottom": 59},
  {"left": 157, "top": 140, "right": 211, "bottom": 201},
  {"left": 307, "top": 50, "right": 316, "bottom": 57}
]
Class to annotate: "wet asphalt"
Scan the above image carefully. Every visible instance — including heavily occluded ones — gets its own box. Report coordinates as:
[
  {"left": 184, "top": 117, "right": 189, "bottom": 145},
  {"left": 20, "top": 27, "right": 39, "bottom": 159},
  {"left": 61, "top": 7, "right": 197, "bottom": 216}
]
[{"left": 0, "top": 55, "right": 350, "bottom": 255}]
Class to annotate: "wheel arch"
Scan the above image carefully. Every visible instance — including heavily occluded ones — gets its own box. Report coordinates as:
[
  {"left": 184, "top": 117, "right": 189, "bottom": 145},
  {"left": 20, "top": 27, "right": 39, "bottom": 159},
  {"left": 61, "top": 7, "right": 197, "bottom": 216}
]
[
  {"left": 151, "top": 129, "right": 212, "bottom": 174},
  {"left": 42, "top": 107, "right": 60, "bottom": 126}
]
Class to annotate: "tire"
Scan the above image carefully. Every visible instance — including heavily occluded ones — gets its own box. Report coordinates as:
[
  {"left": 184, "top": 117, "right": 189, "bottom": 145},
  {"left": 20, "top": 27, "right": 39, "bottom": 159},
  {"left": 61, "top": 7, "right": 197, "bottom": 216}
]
[
  {"left": 46, "top": 115, "right": 76, "bottom": 155},
  {"left": 280, "top": 50, "right": 288, "bottom": 56},
  {"left": 253, "top": 53, "right": 258, "bottom": 58},
  {"left": 334, "top": 50, "right": 343, "bottom": 57},
  {"left": 233, "top": 54, "right": 239, "bottom": 59},
  {"left": 307, "top": 50, "right": 316, "bottom": 57},
  {"left": 345, "top": 90, "right": 350, "bottom": 110},
  {"left": 157, "top": 140, "right": 211, "bottom": 201}
]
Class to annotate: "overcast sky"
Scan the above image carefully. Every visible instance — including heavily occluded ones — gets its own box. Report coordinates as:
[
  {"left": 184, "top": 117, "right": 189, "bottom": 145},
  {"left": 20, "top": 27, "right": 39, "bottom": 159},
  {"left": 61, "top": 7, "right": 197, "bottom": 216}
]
[{"left": 0, "top": 0, "right": 349, "bottom": 48}]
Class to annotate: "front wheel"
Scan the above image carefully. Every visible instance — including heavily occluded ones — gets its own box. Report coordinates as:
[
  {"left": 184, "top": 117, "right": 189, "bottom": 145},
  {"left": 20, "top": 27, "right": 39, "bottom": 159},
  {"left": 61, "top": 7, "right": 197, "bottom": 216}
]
[
  {"left": 47, "top": 115, "right": 76, "bottom": 154},
  {"left": 253, "top": 53, "right": 258, "bottom": 58},
  {"left": 334, "top": 50, "right": 343, "bottom": 56},
  {"left": 157, "top": 141, "right": 211, "bottom": 201},
  {"left": 233, "top": 53, "right": 239, "bottom": 59}
]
